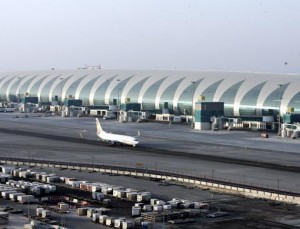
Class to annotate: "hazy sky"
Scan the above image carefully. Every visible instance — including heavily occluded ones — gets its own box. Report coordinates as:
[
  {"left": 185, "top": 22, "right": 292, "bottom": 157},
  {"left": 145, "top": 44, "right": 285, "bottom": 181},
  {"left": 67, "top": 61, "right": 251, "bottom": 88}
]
[{"left": 0, "top": 0, "right": 299, "bottom": 73}]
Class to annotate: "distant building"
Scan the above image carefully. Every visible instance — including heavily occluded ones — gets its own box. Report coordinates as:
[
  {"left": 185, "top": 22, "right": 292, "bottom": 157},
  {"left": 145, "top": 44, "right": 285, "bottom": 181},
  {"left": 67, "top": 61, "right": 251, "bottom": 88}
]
[{"left": 0, "top": 69, "right": 299, "bottom": 117}]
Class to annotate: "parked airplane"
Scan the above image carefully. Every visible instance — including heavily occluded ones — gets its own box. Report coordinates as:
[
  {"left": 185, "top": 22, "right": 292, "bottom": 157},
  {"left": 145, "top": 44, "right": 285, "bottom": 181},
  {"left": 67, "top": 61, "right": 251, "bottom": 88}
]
[{"left": 96, "top": 118, "right": 140, "bottom": 147}]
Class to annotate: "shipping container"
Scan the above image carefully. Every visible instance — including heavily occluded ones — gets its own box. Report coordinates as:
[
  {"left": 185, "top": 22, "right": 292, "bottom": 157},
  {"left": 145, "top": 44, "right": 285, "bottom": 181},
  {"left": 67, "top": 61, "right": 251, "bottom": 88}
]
[
  {"left": 87, "top": 208, "right": 95, "bottom": 218},
  {"left": 9, "top": 192, "right": 26, "bottom": 201},
  {"left": 123, "top": 221, "right": 135, "bottom": 229},
  {"left": 153, "top": 205, "right": 163, "bottom": 212},
  {"left": 92, "top": 213, "right": 101, "bottom": 222},
  {"left": 46, "top": 176, "right": 60, "bottom": 183},
  {"left": 143, "top": 205, "right": 152, "bottom": 212},
  {"left": 80, "top": 183, "right": 89, "bottom": 190},
  {"left": 58, "top": 202, "right": 69, "bottom": 211},
  {"left": 114, "top": 218, "right": 125, "bottom": 228},
  {"left": 126, "top": 192, "right": 138, "bottom": 201},
  {"left": 150, "top": 198, "right": 158, "bottom": 206},
  {"left": 68, "top": 180, "right": 86, "bottom": 188},
  {"left": 2, "top": 190, "right": 17, "bottom": 199},
  {"left": 117, "top": 190, "right": 126, "bottom": 199},
  {"left": 101, "top": 186, "right": 113, "bottom": 194},
  {"left": 92, "top": 192, "right": 105, "bottom": 201},
  {"left": 19, "top": 171, "right": 30, "bottom": 179},
  {"left": 167, "top": 200, "right": 181, "bottom": 209},
  {"left": 156, "top": 200, "right": 165, "bottom": 206},
  {"left": 91, "top": 184, "right": 101, "bottom": 192},
  {"left": 5, "top": 180, "right": 16, "bottom": 186},
  {"left": 17, "top": 195, "right": 34, "bottom": 204},
  {"left": 65, "top": 177, "right": 77, "bottom": 185},
  {"left": 137, "top": 192, "right": 151, "bottom": 202},
  {"left": 35, "top": 172, "right": 47, "bottom": 180},
  {"left": 87, "top": 208, "right": 106, "bottom": 218},
  {"left": 41, "top": 210, "right": 51, "bottom": 218},
  {"left": 99, "top": 215, "right": 108, "bottom": 224},
  {"left": 126, "top": 188, "right": 139, "bottom": 192},
  {"left": 163, "top": 205, "right": 172, "bottom": 210},
  {"left": 135, "top": 203, "right": 143, "bottom": 207},
  {"left": 77, "top": 208, "right": 88, "bottom": 216},
  {"left": 36, "top": 208, "right": 44, "bottom": 217},
  {"left": 132, "top": 206, "right": 141, "bottom": 216},
  {"left": 106, "top": 217, "right": 115, "bottom": 227}
]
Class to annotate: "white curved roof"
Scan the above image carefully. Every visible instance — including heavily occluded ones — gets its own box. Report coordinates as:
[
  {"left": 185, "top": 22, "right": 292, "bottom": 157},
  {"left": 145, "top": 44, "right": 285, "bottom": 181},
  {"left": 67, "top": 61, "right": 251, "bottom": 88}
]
[{"left": 0, "top": 69, "right": 299, "bottom": 115}]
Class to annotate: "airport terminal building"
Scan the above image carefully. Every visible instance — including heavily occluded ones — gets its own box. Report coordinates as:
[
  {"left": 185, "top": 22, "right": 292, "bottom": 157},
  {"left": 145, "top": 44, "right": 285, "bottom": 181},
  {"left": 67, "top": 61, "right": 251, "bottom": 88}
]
[{"left": 0, "top": 69, "right": 300, "bottom": 117}]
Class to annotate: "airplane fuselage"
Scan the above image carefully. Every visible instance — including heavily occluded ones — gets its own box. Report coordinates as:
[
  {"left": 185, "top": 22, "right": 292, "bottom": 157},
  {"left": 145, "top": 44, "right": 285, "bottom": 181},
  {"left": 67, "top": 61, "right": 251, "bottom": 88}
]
[
  {"left": 97, "top": 131, "right": 139, "bottom": 146},
  {"left": 95, "top": 118, "right": 140, "bottom": 147}
]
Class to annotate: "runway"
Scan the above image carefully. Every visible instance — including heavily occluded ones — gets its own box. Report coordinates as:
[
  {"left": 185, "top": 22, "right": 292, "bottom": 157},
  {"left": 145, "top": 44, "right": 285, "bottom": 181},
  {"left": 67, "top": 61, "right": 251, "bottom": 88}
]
[{"left": 0, "top": 113, "right": 299, "bottom": 193}]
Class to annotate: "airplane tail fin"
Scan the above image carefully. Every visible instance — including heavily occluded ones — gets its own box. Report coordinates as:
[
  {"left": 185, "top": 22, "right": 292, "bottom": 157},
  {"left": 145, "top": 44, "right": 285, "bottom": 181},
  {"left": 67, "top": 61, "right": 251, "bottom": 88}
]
[{"left": 96, "top": 118, "right": 103, "bottom": 134}]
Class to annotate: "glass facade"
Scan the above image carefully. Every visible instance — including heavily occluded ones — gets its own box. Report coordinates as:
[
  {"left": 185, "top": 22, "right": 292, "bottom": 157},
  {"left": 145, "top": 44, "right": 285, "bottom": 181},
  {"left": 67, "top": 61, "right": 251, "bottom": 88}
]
[
  {"left": 80, "top": 75, "right": 101, "bottom": 105},
  {"left": 126, "top": 77, "right": 149, "bottom": 103},
  {"left": 219, "top": 80, "right": 245, "bottom": 116},
  {"left": 30, "top": 75, "right": 48, "bottom": 97},
  {"left": 20, "top": 75, "right": 35, "bottom": 99},
  {"left": 288, "top": 91, "right": 300, "bottom": 113},
  {"left": 52, "top": 76, "right": 73, "bottom": 101},
  {"left": 93, "top": 77, "right": 112, "bottom": 105},
  {"left": 64, "top": 75, "right": 86, "bottom": 100},
  {"left": 177, "top": 79, "right": 203, "bottom": 115},
  {"left": 239, "top": 81, "right": 267, "bottom": 116},
  {"left": 263, "top": 83, "right": 289, "bottom": 108},
  {"left": 109, "top": 76, "right": 133, "bottom": 105},
  {"left": 8, "top": 79, "right": 19, "bottom": 102},
  {"left": 1, "top": 77, "right": 15, "bottom": 101},
  {"left": 52, "top": 78, "right": 65, "bottom": 102},
  {"left": 40, "top": 77, "right": 59, "bottom": 102},
  {"left": 159, "top": 78, "right": 184, "bottom": 113},
  {"left": 200, "top": 79, "right": 224, "bottom": 101},
  {"left": 142, "top": 77, "right": 166, "bottom": 111}
]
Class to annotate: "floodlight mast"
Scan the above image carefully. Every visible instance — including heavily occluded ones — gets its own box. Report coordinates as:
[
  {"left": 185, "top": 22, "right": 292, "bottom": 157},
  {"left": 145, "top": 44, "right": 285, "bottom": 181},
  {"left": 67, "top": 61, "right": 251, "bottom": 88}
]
[
  {"left": 191, "top": 81, "right": 196, "bottom": 129},
  {"left": 278, "top": 84, "right": 284, "bottom": 136},
  {"left": 117, "top": 79, "right": 121, "bottom": 121},
  {"left": 60, "top": 77, "right": 64, "bottom": 115}
]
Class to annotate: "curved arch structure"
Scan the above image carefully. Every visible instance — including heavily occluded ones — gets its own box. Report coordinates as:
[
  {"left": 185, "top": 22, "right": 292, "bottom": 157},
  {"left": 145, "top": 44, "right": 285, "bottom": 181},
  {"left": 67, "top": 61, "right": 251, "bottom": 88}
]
[{"left": 0, "top": 69, "right": 300, "bottom": 116}]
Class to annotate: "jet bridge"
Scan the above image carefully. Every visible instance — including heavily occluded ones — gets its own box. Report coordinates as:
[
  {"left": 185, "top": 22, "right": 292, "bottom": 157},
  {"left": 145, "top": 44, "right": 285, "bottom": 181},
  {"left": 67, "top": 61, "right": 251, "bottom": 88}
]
[{"left": 281, "top": 123, "right": 300, "bottom": 139}]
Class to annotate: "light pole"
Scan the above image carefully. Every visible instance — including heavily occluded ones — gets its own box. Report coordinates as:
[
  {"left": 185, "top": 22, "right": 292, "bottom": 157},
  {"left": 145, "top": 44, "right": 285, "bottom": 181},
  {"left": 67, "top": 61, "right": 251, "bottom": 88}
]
[
  {"left": 17, "top": 76, "right": 24, "bottom": 112},
  {"left": 191, "top": 81, "right": 196, "bottom": 129},
  {"left": 18, "top": 76, "right": 22, "bottom": 104},
  {"left": 117, "top": 79, "right": 121, "bottom": 121},
  {"left": 60, "top": 77, "right": 64, "bottom": 114},
  {"left": 278, "top": 84, "right": 284, "bottom": 136}
]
